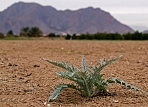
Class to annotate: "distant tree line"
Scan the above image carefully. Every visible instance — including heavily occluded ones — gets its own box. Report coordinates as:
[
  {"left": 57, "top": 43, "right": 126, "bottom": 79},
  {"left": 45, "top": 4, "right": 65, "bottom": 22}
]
[
  {"left": 65, "top": 31, "right": 148, "bottom": 40},
  {"left": 0, "top": 26, "right": 43, "bottom": 38},
  {"left": 0, "top": 26, "right": 148, "bottom": 40}
]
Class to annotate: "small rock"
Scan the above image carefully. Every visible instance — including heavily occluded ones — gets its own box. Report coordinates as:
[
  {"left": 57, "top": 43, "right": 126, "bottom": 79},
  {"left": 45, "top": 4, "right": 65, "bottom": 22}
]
[
  {"left": 44, "top": 102, "right": 50, "bottom": 107},
  {"left": 23, "top": 88, "right": 34, "bottom": 92},
  {"left": 14, "top": 64, "right": 18, "bottom": 66},
  {"left": 47, "top": 104, "right": 50, "bottom": 107},
  {"left": 2, "top": 77, "right": 8, "bottom": 81},
  {"left": 137, "top": 60, "right": 142, "bottom": 63},
  {"left": 25, "top": 73, "right": 32, "bottom": 77},
  {"left": 113, "top": 100, "right": 119, "bottom": 103},
  {"left": 34, "top": 65, "right": 40, "bottom": 67},
  {"left": 44, "top": 102, "right": 47, "bottom": 105},
  {"left": 23, "top": 79, "right": 30, "bottom": 83},
  {"left": 8, "top": 63, "right": 13, "bottom": 66}
]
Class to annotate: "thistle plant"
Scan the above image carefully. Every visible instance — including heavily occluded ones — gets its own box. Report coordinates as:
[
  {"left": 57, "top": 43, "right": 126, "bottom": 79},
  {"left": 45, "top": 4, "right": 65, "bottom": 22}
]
[{"left": 43, "top": 55, "right": 146, "bottom": 102}]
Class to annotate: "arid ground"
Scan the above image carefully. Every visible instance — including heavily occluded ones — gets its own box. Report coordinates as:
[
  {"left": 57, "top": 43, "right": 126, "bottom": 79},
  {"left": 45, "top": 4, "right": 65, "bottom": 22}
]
[{"left": 0, "top": 40, "right": 148, "bottom": 107}]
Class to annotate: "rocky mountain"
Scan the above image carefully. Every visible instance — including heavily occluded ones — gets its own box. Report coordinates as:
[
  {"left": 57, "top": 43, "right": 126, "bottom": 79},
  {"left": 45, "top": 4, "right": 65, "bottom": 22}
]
[
  {"left": 0, "top": 2, "right": 134, "bottom": 34},
  {"left": 143, "top": 30, "right": 148, "bottom": 34}
]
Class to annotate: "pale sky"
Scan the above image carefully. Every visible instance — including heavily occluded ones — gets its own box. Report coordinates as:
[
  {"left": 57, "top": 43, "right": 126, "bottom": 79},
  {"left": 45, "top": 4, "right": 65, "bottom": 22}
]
[{"left": 0, "top": 0, "right": 148, "bottom": 31}]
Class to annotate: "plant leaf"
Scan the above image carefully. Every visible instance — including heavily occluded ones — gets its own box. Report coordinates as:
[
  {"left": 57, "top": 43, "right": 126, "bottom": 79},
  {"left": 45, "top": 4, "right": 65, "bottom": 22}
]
[
  {"left": 99, "top": 55, "right": 123, "bottom": 67},
  {"left": 48, "top": 83, "right": 80, "bottom": 102},
  {"left": 91, "top": 55, "right": 123, "bottom": 87},
  {"left": 106, "top": 77, "right": 147, "bottom": 95},
  {"left": 48, "top": 84, "right": 68, "bottom": 102},
  {"left": 56, "top": 71, "right": 74, "bottom": 78},
  {"left": 58, "top": 71, "right": 84, "bottom": 84},
  {"left": 43, "top": 58, "right": 78, "bottom": 72},
  {"left": 82, "top": 55, "right": 87, "bottom": 72}
]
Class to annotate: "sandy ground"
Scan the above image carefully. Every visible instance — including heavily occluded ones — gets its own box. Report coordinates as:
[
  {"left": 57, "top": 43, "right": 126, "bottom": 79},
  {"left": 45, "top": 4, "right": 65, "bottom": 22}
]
[{"left": 0, "top": 40, "right": 148, "bottom": 107}]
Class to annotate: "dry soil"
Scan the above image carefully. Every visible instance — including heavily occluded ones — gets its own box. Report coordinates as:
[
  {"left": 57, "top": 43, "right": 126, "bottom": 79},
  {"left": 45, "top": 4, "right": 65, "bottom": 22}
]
[{"left": 0, "top": 40, "right": 148, "bottom": 107}]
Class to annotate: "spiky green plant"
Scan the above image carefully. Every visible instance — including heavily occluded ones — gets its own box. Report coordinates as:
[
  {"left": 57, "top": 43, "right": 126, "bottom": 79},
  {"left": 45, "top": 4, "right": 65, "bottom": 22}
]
[{"left": 43, "top": 55, "right": 146, "bottom": 102}]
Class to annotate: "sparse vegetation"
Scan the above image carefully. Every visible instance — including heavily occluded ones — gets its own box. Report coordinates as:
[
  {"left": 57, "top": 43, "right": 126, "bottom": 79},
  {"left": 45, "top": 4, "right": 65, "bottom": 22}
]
[
  {"left": 6, "top": 30, "right": 14, "bottom": 37},
  {"left": 69, "top": 31, "right": 148, "bottom": 40},
  {"left": 20, "top": 26, "right": 42, "bottom": 37},
  {"left": 28, "top": 26, "right": 43, "bottom": 37},
  {"left": 65, "top": 34, "right": 71, "bottom": 40},
  {"left": 0, "top": 32, "right": 4, "bottom": 38},
  {"left": 1, "top": 27, "right": 148, "bottom": 40},
  {"left": 48, "top": 33, "right": 56, "bottom": 38},
  {"left": 20, "top": 27, "right": 30, "bottom": 37},
  {"left": 43, "top": 55, "right": 147, "bottom": 102}
]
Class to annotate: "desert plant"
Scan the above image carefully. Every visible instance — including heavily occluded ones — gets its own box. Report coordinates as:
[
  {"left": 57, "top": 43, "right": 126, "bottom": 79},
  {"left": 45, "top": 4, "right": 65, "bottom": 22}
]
[
  {"left": 0, "top": 32, "right": 4, "bottom": 38},
  {"left": 20, "top": 27, "right": 30, "bottom": 37},
  {"left": 28, "top": 26, "right": 42, "bottom": 37},
  {"left": 6, "top": 30, "right": 14, "bottom": 37},
  {"left": 43, "top": 55, "right": 146, "bottom": 102},
  {"left": 65, "top": 34, "right": 71, "bottom": 40}
]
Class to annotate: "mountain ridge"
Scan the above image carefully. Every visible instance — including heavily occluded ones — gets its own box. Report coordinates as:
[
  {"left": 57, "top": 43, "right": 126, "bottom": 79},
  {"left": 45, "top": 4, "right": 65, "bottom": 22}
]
[
  {"left": 0, "top": 2, "right": 134, "bottom": 34},
  {"left": 143, "top": 30, "right": 148, "bottom": 33}
]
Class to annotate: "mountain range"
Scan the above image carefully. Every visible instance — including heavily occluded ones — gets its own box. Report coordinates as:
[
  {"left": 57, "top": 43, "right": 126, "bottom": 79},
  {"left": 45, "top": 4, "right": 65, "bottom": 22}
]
[
  {"left": 0, "top": 2, "right": 134, "bottom": 34},
  {"left": 143, "top": 30, "right": 148, "bottom": 34}
]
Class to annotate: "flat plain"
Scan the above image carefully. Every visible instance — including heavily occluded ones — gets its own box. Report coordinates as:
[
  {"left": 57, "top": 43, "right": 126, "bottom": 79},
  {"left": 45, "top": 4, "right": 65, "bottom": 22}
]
[{"left": 0, "top": 40, "right": 148, "bottom": 107}]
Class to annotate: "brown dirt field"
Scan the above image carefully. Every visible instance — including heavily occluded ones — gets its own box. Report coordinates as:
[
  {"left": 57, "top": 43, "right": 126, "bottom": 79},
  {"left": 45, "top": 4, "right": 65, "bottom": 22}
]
[{"left": 0, "top": 40, "right": 148, "bottom": 107}]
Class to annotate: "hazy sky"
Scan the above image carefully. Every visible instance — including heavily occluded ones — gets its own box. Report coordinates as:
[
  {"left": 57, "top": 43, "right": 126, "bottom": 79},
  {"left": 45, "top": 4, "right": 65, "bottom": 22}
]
[{"left": 0, "top": 0, "right": 148, "bottom": 31}]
